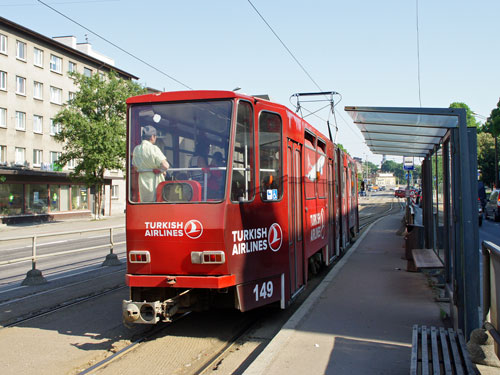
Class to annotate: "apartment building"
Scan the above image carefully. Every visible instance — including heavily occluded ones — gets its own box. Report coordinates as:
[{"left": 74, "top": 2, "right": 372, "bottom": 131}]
[{"left": 0, "top": 16, "right": 138, "bottom": 223}]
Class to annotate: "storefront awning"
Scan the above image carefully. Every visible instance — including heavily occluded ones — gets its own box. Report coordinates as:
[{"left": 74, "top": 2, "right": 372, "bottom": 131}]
[{"left": 344, "top": 106, "right": 462, "bottom": 158}]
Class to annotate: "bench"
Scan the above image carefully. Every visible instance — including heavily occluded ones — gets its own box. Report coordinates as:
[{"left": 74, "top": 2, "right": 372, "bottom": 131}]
[
  {"left": 412, "top": 249, "right": 444, "bottom": 270},
  {"left": 411, "top": 325, "right": 478, "bottom": 374}
]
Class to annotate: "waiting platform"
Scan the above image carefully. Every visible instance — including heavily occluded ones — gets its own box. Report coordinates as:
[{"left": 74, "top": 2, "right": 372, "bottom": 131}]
[{"left": 243, "top": 211, "right": 497, "bottom": 375}]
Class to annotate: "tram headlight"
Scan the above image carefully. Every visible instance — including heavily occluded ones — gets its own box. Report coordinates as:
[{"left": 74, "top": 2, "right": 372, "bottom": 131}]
[{"left": 191, "top": 251, "right": 225, "bottom": 264}]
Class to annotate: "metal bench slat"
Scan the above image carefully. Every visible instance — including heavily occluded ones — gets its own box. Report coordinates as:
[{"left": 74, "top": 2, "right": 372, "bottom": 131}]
[
  {"left": 411, "top": 325, "right": 419, "bottom": 375},
  {"left": 431, "top": 326, "right": 440, "bottom": 375},
  {"left": 422, "top": 326, "right": 429, "bottom": 375},
  {"left": 439, "top": 327, "right": 453, "bottom": 375},
  {"left": 456, "top": 329, "right": 477, "bottom": 374},
  {"left": 448, "top": 328, "right": 464, "bottom": 375}
]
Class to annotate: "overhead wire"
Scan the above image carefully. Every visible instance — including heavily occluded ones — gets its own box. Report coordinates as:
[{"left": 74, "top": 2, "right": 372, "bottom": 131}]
[
  {"left": 37, "top": 0, "right": 193, "bottom": 90},
  {"left": 246, "top": 0, "right": 363, "bottom": 145}
]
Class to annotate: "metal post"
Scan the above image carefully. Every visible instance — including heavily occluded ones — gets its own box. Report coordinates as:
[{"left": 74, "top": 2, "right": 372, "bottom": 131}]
[
  {"left": 102, "top": 227, "right": 121, "bottom": 266},
  {"left": 456, "top": 109, "right": 480, "bottom": 339},
  {"left": 21, "top": 234, "right": 47, "bottom": 286}
]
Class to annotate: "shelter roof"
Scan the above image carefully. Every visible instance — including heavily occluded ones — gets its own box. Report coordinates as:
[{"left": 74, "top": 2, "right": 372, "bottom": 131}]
[{"left": 344, "top": 106, "right": 464, "bottom": 158}]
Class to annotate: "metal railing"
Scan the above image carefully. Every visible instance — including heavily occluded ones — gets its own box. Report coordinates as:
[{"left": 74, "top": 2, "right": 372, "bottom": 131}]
[
  {"left": 0, "top": 225, "right": 125, "bottom": 285},
  {"left": 482, "top": 240, "right": 500, "bottom": 357}
]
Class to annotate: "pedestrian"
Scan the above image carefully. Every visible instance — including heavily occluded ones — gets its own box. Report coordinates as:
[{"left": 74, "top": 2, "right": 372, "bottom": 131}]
[{"left": 132, "top": 125, "right": 170, "bottom": 202}]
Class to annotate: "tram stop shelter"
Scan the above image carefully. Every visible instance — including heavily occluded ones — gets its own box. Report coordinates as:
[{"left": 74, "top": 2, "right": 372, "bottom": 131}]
[{"left": 344, "top": 106, "right": 480, "bottom": 339}]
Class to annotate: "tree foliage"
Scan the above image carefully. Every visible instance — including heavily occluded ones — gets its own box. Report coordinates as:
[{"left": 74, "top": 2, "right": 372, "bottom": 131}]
[
  {"left": 477, "top": 132, "right": 496, "bottom": 186},
  {"left": 54, "top": 70, "right": 146, "bottom": 217},
  {"left": 449, "top": 102, "right": 481, "bottom": 128}
]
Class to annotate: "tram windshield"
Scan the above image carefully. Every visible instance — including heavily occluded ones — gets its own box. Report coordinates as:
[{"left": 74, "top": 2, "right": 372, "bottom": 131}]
[{"left": 128, "top": 100, "right": 232, "bottom": 203}]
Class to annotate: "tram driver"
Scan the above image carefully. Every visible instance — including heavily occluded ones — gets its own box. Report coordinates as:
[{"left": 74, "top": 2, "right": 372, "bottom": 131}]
[{"left": 132, "top": 125, "right": 170, "bottom": 202}]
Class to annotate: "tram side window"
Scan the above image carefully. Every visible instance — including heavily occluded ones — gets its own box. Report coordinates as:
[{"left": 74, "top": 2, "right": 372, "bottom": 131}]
[
  {"left": 317, "top": 139, "right": 327, "bottom": 198},
  {"left": 259, "top": 112, "right": 282, "bottom": 202},
  {"left": 231, "top": 101, "right": 254, "bottom": 202},
  {"left": 304, "top": 132, "right": 316, "bottom": 199}
]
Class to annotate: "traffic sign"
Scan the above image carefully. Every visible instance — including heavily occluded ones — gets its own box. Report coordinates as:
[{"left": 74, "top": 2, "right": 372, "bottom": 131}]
[{"left": 403, "top": 156, "right": 414, "bottom": 171}]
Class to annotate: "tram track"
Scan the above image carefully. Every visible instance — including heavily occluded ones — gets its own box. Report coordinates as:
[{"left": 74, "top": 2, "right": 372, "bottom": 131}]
[
  {"left": 358, "top": 197, "right": 403, "bottom": 231},
  {"left": 1, "top": 283, "right": 127, "bottom": 329}
]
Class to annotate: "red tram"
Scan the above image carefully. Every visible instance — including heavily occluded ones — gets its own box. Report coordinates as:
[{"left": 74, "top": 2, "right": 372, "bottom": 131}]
[{"left": 123, "top": 90, "right": 358, "bottom": 324}]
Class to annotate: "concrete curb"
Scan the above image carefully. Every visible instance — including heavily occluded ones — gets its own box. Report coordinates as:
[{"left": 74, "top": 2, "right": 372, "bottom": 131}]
[{"left": 242, "top": 216, "right": 385, "bottom": 375}]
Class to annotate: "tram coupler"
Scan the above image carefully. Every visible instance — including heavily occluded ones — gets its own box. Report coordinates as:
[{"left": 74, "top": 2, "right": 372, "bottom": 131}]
[{"left": 122, "top": 300, "right": 163, "bottom": 324}]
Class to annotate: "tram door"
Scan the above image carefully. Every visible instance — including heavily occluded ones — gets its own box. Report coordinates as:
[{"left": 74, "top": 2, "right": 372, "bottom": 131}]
[
  {"left": 287, "top": 140, "right": 304, "bottom": 295},
  {"left": 327, "top": 159, "right": 335, "bottom": 262},
  {"left": 334, "top": 152, "right": 340, "bottom": 256}
]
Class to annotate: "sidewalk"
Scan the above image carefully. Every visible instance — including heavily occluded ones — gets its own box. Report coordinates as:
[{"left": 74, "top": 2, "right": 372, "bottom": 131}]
[
  {"left": 0, "top": 213, "right": 125, "bottom": 237},
  {"left": 244, "top": 213, "right": 447, "bottom": 375}
]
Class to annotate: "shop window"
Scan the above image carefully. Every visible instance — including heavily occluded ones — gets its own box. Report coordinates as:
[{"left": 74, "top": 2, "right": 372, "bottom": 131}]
[
  {"left": 50, "top": 185, "right": 60, "bottom": 212},
  {"left": 72, "top": 185, "right": 88, "bottom": 210},
  {"left": 230, "top": 100, "right": 254, "bottom": 202},
  {"left": 259, "top": 111, "right": 282, "bottom": 202},
  {"left": 0, "top": 183, "right": 23, "bottom": 216},
  {"left": 25, "top": 184, "right": 48, "bottom": 214}
]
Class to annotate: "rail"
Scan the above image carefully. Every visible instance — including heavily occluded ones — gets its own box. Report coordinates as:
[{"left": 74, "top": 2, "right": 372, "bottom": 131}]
[{"left": 0, "top": 225, "right": 126, "bottom": 286}]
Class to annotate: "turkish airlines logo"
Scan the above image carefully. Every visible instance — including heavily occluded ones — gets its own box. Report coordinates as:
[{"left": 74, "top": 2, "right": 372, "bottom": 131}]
[
  {"left": 184, "top": 219, "right": 203, "bottom": 239},
  {"left": 268, "top": 223, "right": 283, "bottom": 252}
]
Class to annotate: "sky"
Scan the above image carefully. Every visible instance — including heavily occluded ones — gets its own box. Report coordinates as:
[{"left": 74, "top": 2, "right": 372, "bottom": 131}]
[{"left": 2, "top": 0, "right": 499, "bottom": 165}]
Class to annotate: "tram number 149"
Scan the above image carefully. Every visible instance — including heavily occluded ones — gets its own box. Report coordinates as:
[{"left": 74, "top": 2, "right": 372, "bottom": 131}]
[{"left": 253, "top": 281, "right": 273, "bottom": 301}]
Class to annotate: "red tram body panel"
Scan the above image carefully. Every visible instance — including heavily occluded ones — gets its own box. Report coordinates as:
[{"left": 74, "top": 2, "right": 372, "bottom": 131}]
[{"left": 123, "top": 90, "right": 358, "bottom": 324}]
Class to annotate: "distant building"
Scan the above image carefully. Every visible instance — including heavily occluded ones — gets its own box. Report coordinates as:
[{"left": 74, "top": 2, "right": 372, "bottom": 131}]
[
  {"left": 0, "top": 16, "right": 138, "bottom": 223},
  {"left": 376, "top": 172, "right": 396, "bottom": 187}
]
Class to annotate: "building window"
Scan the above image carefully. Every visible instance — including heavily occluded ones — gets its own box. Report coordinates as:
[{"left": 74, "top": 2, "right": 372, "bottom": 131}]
[
  {"left": 50, "top": 151, "right": 62, "bottom": 170},
  {"left": 15, "top": 111, "right": 26, "bottom": 131},
  {"left": 16, "top": 40, "right": 26, "bottom": 61},
  {"left": 0, "top": 34, "right": 7, "bottom": 55},
  {"left": 33, "top": 81, "right": 43, "bottom": 100},
  {"left": 111, "top": 184, "right": 119, "bottom": 199},
  {"left": 50, "top": 54, "right": 62, "bottom": 73},
  {"left": 33, "top": 149, "right": 42, "bottom": 167},
  {"left": 0, "top": 145, "right": 6, "bottom": 164},
  {"left": 50, "top": 86, "right": 62, "bottom": 105},
  {"left": 33, "top": 115, "right": 43, "bottom": 133},
  {"left": 33, "top": 47, "right": 43, "bottom": 67},
  {"left": 68, "top": 61, "right": 76, "bottom": 74},
  {"left": 16, "top": 76, "right": 26, "bottom": 95},
  {"left": 15, "top": 147, "right": 26, "bottom": 165},
  {"left": 0, "top": 108, "right": 6, "bottom": 128},
  {"left": 0, "top": 71, "right": 6, "bottom": 90},
  {"left": 68, "top": 91, "right": 75, "bottom": 102},
  {"left": 67, "top": 158, "right": 76, "bottom": 169},
  {"left": 50, "top": 119, "right": 61, "bottom": 135},
  {"left": 83, "top": 67, "right": 92, "bottom": 77}
]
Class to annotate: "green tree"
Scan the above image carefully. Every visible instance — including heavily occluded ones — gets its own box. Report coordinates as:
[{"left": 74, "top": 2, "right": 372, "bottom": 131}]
[
  {"left": 54, "top": 70, "right": 146, "bottom": 218},
  {"left": 449, "top": 102, "right": 481, "bottom": 128},
  {"left": 485, "top": 99, "right": 500, "bottom": 187},
  {"left": 477, "top": 132, "right": 496, "bottom": 187},
  {"left": 381, "top": 160, "right": 399, "bottom": 173}
]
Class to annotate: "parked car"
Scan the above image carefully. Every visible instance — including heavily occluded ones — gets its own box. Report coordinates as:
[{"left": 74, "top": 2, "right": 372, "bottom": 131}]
[
  {"left": 485, "top": 189, "right": 500, "bottom": 222},
  {"left": 395, "top": 189, "right": 405, "bottom": 198}
]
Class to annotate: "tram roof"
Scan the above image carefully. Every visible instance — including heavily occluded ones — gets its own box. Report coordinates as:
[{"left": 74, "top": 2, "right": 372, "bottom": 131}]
[{"left": 344, "top": 106, "right": 464, "bottom": 158}]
